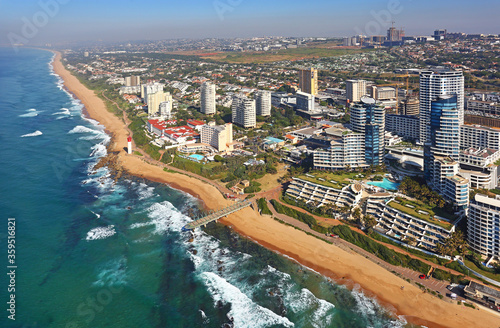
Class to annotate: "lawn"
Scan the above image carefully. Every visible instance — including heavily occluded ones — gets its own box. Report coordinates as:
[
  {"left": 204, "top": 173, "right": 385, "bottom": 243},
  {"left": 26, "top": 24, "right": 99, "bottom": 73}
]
[
  {"left": 297, "top": 171, "right": 363, "bottom": 190},
  {"left": 464, "top": 259, "right": 500, "bottom": 283},
  {"left": 387, "top": 198, "right": 454, "bottom": 230}
]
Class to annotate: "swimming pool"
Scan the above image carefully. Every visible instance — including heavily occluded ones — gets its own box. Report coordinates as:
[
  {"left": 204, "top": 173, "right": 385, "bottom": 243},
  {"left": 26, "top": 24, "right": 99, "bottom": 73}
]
[
  {"left": 189, "top": 154, "right": 205, "bottom": 161},
  {"left": 367, "top": 178, "right": 400, "bottom": 191}
]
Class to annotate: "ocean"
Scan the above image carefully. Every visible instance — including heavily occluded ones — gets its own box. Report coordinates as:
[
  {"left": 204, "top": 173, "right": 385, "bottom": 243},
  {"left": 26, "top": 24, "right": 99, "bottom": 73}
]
[{"left": 0, "top": 47, "right": 418, "bottom": 328}]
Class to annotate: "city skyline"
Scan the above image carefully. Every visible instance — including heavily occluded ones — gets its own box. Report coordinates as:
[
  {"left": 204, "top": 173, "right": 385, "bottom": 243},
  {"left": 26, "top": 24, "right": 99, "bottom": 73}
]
[{"left": 0, "top": 0, "right": 499, "bottom": 46}]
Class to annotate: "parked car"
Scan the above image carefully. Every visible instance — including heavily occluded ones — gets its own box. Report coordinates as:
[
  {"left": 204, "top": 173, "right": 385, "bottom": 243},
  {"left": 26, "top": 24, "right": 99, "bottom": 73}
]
[{"left": 419, "top": 274, "right": 426, "bottom": 279}]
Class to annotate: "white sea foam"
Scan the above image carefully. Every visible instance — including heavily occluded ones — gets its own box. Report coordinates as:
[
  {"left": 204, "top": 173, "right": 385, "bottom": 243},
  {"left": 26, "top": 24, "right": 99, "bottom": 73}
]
[
  {"left": 19, "top": 108, "right": 42, "bottom": 117},
  {"left": 130, "top": 201, "right": 188, "bottom": 235},
  {"left": 52, "top": 107, "right": 70, "bottom": 116},
  {"left": 136, "top": 183, "right": 155, "bottom": 200},
  {"left": 86, "top": 225, "right": 116, "bottom": 241},
  {"left": 69, "top": 125, "right": 101, "bottom": 135},
  {"left": 201, "top": 271, "right": 294, "bottom": 328},
  {"left": 92, "top": 257, "right": 127, "bottom": 287},
  {"left": 199, "top": 309, "right": 210, "bottom": 324},
  {"left": 21, "top": 130, "right": 42, "bottom": 137}
]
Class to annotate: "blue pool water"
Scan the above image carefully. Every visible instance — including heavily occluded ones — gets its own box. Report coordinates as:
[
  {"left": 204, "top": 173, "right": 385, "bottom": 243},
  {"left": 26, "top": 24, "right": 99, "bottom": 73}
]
[
  {"left": 189, "top": 154, "right": 204, "bottom": 161},
  {"left": 367, "top": 178, "right": 400, "bottom": 191}
]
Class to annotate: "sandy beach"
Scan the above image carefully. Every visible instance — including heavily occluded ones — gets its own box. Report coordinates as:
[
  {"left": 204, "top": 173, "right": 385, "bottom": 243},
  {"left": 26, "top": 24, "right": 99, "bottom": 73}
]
[{"left": 52, "top": 51, "right": 500, "bottom": 328}]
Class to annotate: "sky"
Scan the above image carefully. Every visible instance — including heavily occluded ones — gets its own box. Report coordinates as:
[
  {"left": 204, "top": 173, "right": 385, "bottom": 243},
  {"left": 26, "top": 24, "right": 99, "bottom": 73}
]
[{"left": 0, "top": 0, "right": 498, "bottom": 46}]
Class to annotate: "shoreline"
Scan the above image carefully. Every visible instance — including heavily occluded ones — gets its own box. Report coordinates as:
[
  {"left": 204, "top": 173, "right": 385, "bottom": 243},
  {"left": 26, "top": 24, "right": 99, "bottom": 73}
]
[{"left": 49, "top": 49, "right": 499, "bottom": 328}]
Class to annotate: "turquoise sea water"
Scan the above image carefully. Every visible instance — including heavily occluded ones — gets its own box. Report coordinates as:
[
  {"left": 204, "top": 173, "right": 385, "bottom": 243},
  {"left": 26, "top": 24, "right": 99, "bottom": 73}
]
[
  {"left": 367, "top": 178, "right": 400, "bottom": 191},
  {"left": 0, "top": 48, "right": 418, "bottom": 328}
]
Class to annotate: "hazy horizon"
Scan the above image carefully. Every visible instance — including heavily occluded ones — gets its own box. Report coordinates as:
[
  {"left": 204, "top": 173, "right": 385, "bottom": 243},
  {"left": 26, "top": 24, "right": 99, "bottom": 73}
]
[{"left": 1, "top": 0, "right": 499, "bottom": 47}]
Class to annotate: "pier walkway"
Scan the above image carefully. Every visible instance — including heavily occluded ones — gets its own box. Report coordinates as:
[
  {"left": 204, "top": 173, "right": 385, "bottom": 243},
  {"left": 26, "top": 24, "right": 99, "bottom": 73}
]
[{"left": 182, "top": 200, "right": 253, "bottom": 231}]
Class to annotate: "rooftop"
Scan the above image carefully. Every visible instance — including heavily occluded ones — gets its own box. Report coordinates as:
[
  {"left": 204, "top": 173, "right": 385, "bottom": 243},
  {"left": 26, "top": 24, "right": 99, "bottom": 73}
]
[
  {"left": 387, "top": 197, "right": 455, "bottom": 230},
  {"left": 465, "top": 281, "right": 500, "bottom": 300}
]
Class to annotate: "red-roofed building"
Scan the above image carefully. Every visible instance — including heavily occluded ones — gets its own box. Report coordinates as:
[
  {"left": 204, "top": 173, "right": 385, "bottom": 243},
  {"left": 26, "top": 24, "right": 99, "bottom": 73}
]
[
  {"left": 187, "top": 119, "right": 205, "bottom": 131},
  {"left": 147, "top": 119, "right": 199, "bottom": 144},
  {"left": 284, "top": 134, "right": 298, "bottom": 144}
]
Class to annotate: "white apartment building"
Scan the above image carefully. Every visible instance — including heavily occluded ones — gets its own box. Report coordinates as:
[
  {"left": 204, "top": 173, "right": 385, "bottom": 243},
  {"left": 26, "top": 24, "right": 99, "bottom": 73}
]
[
  {"left": 419, "top": 69, "right": 464, "bottom": 144},
  {"left": 313, "top": 127, "right": 366, "bottom": 170},
  {"left": 201, "top": 81, "right": 216, "bottom": 115},
  {"left": 200, "top": 122, "right": 233, "bottom": 152},
  {"left": 460, "top": 125, "right": 500, "bottom": 150},
  {"left": 141, "top": 82, "right": 164, "bottom": 100},
  {"left": 468, "top": 194, "right": 500, "bottom": 259},
  {"left": 231, "top": 95, "right": 256, "bottom": 128},
  {"left": 255, "top": 90, "right": 272, "bottom": 116}
]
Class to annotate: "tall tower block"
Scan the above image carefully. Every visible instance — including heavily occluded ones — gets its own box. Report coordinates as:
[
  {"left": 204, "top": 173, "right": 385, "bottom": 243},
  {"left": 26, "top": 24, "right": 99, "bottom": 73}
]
[{"left": 127, "top": 136, "right": 132, "bottom": 155}]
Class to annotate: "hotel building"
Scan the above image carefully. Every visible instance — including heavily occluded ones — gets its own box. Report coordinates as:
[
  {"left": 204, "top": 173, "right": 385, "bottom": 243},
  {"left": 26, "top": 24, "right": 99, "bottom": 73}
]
[{"left": 200, "top": 122, "right": 233, "bottom": 152}]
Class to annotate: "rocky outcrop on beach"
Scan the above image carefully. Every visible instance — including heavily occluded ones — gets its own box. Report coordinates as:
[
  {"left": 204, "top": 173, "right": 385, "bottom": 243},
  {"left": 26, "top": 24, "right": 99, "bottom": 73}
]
[{"left": 94, "top": 149, "right": 124, "bottom": 181}]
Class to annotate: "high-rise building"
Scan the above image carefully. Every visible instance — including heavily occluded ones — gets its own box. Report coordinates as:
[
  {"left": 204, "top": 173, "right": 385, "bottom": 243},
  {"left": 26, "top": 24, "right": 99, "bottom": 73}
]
[
  {"left": 346, "top": 79, "right": 367, "bottom": 103},
  {"left": 296, "top": 91, "right": 315, "bottom": 112},
  {"left": 313, "top": 127, "right": 366, "bottom": 170},
  {"left": 201, "top": 82, "right": 216, "bottom": 115},
  {"left": 350, "top": 96, "right": 386, "bottom": 166},
  {"left": 125, "top": 76, "right": 141, "bottom": 87},
  {"left": 147, "top": 91, "right": 172, "bottom": 117},
  {"left": 468, "top": 194, "right": 500, "bottom": 258},
  {"left": 159, "top": 100, "right": 173, "bottom": 119},
  {"left": 141, "top": 82, "right": 164, "bottom": 100},
  {"left": 419, "top": 69, "right": 464, "bottom": 144},
  {"left": 424, "top": 95, "right": 461, "bottom": 181},
  {"left": 255, "top": 90, "right": 271, "bottom": 116},
  {"left": 232, "top": 95, "right": 256, "bottom": 128},
  {"left": 201, "top": 122, "right": 233, "bottom": 152},
  {"left": 399, "top": 96, "right": 419, "bottom": 116},
  {"left": 298, "top": 68, "right": 318, "bottom": 95}
]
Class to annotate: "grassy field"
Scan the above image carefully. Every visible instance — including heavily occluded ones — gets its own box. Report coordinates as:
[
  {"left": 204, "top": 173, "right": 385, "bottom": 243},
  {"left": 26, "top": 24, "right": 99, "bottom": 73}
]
[
  {"left": 255, "top": 162, "right": 287, "bottom": 191},
  {"left": 165, "top": 47, "right": 373, "bottom": 64}
]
